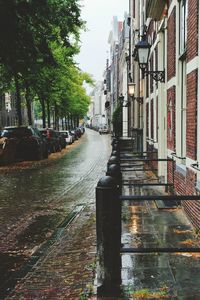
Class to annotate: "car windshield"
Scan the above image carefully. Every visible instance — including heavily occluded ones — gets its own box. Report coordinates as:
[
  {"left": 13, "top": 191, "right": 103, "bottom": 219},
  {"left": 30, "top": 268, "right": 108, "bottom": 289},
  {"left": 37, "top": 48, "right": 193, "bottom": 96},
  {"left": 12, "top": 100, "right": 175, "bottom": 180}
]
[
  {"left": 40, "top": 130, "right": 47, "bottom": 135},
  {"left": 1, "top": 128, "right": 32, "bottom": 138},
  {"left": 60, "top": 131, "right": 69, "bottom": 138}
]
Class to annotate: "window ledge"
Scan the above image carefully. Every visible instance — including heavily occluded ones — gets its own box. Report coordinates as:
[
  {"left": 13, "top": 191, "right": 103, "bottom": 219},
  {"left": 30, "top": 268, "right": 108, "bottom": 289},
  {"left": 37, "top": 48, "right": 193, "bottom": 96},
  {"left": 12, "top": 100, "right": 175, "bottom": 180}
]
[{"left": 176, "top": 163, "right": 186, "bottom": 176}]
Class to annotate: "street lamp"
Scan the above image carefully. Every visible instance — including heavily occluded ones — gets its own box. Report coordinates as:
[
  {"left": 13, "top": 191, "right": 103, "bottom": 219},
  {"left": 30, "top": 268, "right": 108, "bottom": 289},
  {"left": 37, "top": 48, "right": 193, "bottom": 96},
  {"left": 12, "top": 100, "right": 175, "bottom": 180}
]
[
  {"left": 128, "top": 83, "right": 135, "bottom": 97},
  {"left": 128, "top": 82, "right": 143, "bottom": 104},
  {"left": 134, "top": 35, "right": 165, "bottom": 83}
]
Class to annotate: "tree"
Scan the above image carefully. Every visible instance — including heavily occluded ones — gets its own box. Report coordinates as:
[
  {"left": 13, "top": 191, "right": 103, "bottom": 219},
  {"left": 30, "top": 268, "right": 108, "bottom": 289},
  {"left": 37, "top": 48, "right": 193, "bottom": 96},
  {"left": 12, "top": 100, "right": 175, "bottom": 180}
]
[
  {"left": 112, "top": 104, "right": 122, "bottom": 137},
  {"left": 0, "top": 0, "right": 83, "bottom": 125}
]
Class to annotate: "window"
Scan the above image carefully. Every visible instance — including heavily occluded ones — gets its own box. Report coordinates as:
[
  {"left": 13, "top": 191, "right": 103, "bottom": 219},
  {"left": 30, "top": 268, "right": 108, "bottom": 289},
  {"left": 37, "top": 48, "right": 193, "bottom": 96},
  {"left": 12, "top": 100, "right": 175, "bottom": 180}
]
[
  {"left": 178, "top": 0, "right": 187, "bottom": 159},
  {"left": 177, "top": 59, "right": 186, "bottom": 160},
  {"left": 179, "top": 0, "right": 188, "bottom": 55}
]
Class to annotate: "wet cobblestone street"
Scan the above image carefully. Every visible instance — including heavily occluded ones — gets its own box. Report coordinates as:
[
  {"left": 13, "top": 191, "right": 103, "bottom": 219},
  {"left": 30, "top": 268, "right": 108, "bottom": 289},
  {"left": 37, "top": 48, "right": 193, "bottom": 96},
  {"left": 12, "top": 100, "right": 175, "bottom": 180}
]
[{"left": 0, "top": 129, "right": 111, "bottom": 299}]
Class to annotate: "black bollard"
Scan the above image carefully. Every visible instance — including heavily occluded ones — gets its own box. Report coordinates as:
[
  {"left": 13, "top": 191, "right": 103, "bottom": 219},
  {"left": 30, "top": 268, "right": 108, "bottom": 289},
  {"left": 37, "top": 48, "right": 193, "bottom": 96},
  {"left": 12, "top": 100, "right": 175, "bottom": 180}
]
[
  {"left": 111, "top": 137, "right": 119, "bottom": 146},
  {"left": 106, "top": 163, "right": 122, "bottom": 195},
  {"left": 112, "top": 142, "right": 120, "bottom": 151},
  {"left": 96, "top": 176, "right": 121, "bottom": 297},
  {"left": 107, "top": 155, "right": 119, "bottom": 169},
  {"left": 111, "top": 149, "right": 119, "bottom": 157}
]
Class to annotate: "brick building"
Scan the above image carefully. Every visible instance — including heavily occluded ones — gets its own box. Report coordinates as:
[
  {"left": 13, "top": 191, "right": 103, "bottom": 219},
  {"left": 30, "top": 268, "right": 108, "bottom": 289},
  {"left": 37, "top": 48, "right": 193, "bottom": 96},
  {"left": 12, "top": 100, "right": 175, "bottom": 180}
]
[{"left": 128, "top": 0, "right": 200, "bottom": 228}]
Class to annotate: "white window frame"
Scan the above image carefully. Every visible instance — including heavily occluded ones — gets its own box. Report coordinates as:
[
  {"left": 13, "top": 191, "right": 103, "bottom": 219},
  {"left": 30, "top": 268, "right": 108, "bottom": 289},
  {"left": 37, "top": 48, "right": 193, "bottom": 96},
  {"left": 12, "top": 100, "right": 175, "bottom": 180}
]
[{"left": 179, "top": 0, "right": 188, "bottom": 56}]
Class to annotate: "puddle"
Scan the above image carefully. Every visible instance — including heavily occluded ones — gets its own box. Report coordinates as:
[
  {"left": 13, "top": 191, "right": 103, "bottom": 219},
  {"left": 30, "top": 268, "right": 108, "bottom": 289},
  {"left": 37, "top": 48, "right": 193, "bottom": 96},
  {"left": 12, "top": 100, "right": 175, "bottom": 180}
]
[
  {"left": 17, "top": 213, "right": 63, "bottom": 247},
  {"left": 0, "top": 253, "right": 27, "bottom": 297}
]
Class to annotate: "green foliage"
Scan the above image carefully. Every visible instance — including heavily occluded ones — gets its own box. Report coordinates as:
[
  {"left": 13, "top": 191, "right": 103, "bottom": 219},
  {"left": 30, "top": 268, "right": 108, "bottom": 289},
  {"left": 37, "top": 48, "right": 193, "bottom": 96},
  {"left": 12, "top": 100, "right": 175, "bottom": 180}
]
[
  {"left": 112, "top": 104, "right": 122, "bottom": 137},
  {"left": 0, "top": 0, "right": 87, "bottom": 125},
  {"left": 0, "top": 0, "right": 83, "bottom": 75}
]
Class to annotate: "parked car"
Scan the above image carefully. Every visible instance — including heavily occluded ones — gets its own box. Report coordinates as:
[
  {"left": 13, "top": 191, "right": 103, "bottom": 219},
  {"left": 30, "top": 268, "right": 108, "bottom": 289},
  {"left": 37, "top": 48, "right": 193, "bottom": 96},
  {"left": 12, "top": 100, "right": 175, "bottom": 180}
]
[
  {"left": 99, "top": 125, "right": 109, "bottom": 134},
  {"left": 59, "top": 130, "right": 73, "bottom": 145},
  {"left": 57, "top": 131, "right": 67, "bottom": 149},
  {"left": 75, "top": 127, "right": 82, "bottom": 138},
  {"left": 0, "top": 136, "right": 19, "bottom": 165},
  {"left": 39, "top": 128, "right": 61, "bottom": 153},
  {"left": 70, "top": 130, "right": 79, "bottom": 141},
  {"left": 79, "top": 126, "right": 85, "bottom": 134},
  {"left": 1, "top": 126, "right": 48, "bottom": 161}
]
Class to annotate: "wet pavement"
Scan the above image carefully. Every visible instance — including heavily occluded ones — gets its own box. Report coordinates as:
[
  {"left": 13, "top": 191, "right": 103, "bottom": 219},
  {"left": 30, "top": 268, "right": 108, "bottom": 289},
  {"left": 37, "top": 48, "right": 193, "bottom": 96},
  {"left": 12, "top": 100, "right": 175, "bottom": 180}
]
[
  {"left": 0, "top": 129, "right": 111, "bottom": 299},
  {"left": 1, "top": 132, "right": 200, "bottom": 299},
  {"left": 120, "top": 160, "right": 200, "bottom": 300}
]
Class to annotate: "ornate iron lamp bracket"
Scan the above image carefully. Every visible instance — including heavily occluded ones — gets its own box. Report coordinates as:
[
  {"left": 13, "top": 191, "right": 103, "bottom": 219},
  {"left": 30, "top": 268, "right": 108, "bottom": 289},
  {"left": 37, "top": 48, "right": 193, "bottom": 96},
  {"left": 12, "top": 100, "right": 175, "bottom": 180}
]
[{"left": 143, "top": 70, "right": 165, "bottom": 83}]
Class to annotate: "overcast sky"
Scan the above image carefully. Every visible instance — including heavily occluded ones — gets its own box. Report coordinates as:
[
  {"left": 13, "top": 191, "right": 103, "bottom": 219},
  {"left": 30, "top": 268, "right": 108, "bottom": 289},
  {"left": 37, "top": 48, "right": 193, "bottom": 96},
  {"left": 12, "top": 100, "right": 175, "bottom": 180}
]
[{"left": 76, "top": 0, "right": 129, "bottom": 82}]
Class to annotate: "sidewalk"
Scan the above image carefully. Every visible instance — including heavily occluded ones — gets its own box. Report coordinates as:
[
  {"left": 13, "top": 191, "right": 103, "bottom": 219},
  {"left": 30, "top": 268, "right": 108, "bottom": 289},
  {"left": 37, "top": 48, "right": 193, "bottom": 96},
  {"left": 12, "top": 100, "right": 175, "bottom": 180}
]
[{"left": 120, "top": 158, "right": 200, "bottom": 299}]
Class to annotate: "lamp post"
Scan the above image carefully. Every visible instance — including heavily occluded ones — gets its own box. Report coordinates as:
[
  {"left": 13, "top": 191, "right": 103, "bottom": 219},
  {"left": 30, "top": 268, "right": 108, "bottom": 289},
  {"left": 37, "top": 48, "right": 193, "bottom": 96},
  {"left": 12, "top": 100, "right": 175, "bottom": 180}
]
[
  {"left": 128, "top": 82, "right": 135, "bottom": 98},
  {"left": 128, "top": 82, "right": 143, "bottom": 104},
  {"left": 134, "top": 35, "right": 165, "bottom": 83}
]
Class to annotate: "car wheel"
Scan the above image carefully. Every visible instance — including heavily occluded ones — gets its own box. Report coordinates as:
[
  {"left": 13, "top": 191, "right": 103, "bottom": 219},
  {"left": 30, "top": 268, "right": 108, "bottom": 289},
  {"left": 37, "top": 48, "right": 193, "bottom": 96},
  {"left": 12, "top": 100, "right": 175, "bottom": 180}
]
[
  {"left": 43, "top": 147, "right": 49, "bottom": 159},
  {"left": 51, "top": 145, "right": 56, "bottom": 153},
  {"left": 57, "top": 145, "right": 62, "bottom": 152},
  {"left": 34, "top": 148, "right": 43, "bottom": 160}
]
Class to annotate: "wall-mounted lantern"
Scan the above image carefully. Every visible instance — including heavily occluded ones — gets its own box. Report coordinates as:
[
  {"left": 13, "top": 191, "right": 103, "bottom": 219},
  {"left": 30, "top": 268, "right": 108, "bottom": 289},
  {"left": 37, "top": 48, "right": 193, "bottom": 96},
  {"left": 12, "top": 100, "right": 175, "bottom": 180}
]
[{"left": 135, "top": 35, "right": 165, "bottom": 83}]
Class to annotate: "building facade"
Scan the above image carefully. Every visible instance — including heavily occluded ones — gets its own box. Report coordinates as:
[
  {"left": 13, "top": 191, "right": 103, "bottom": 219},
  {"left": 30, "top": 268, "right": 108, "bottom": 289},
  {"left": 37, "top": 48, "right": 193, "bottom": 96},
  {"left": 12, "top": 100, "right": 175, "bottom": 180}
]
[
  {"left": 0, "top": 93, "right": 18, "bottom": 128},
  {"left": 126, "top": 0, "right": 200, "bottom": 228},
  {"left": 89, "top": 81, "right": 108, "bottom": 130},
  {"left": 0, "top": 92, "right": 30, "bottom": 129}
]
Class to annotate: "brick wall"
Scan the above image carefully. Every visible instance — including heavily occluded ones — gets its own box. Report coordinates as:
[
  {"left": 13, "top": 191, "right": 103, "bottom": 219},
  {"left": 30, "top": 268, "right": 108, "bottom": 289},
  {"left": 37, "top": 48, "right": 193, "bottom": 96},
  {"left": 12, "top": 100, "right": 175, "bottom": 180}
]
[
  {"left": 186, "top": 70, "right": 197, "bottom": 160},
  {"left": 187, "top": 0, "right": 198, "bottom": 62},
  {"left": 156, "top": 97, "right": 158, "bottom": 140},
  {"left": 150, "top": 56, "right": 154, "bottom": 94},
  {"left": 147, "top": 144, "right": 158, "bottom": 174},
  {"left": 146, "top": 103, "right": 149, "bottom": 138},
  {"left": 167, "top": 7, "right": 176, "bottom": 80},
  {"left": 167, "top": 86, "right": 176, "bottom": 151},
  {"left": 167, "top": 158, "right": 175, "bottom": 186},
  {"left": 183, "top": 169, "right": 200, "bottom": 229},
  {"left": 172, "top": 165, "right": 200, "bottom": 229},
  {"left": 174, "top": 168, "right": 186, "bottom": 195},
  {"left": 151, "top": 99, "right": 154, "bottom": 139}
]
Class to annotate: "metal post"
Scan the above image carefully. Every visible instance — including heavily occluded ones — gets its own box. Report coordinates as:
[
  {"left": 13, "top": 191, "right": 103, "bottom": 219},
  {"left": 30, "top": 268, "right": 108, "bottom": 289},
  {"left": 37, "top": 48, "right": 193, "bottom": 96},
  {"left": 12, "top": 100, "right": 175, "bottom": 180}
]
[
  {"left": 172, "top": 158, "right": 175, "bottom": 192},
  {"left": 96, "top": 176, "right": 121, "bottom": 296},
  {"left": 111, "top": 150, "right": 120, "bottom": 158},
  {"left": 111, "top": 137, "right": 119, "bottom": 146},
  {"left": 107, "top": 155, "right": 120, "bottom": 168},
  {"left": 106, "top": 163, "right": 122, "bottom": 195},
  {"left": 112, "top": 143, "right": 120, "bottom": 151}
]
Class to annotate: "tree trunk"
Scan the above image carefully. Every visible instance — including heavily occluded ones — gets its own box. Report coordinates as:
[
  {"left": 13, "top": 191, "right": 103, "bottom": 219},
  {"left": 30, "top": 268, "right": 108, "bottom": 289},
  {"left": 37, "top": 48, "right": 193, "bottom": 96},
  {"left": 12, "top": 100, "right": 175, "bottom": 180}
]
[
  {"left": 61, "top": 118, "right": 64, "bottom": 130},
  {"left": 25, "top": 84, "right": 33, "bottom": 126},
  {"left": 67, "top": 113, "right": 70, "bottom": 129},
  {"left": 54, "top": 103, "right": 59, "bottom": 130},
  {"left": 64, "top": 116, "right": 67, "bottom": 130},
  {"left": 40, "top": 96, "right": 46, "bottom": 128},
  {"left": 70, "top": 114, "right": 73, "bottom": 129},
  {"left": 47, "top": 99, "right": 50, "bottom": 128},
  {"left": 14, "top": 74, "right": 22, "bottom": 126},
  {"left": 73, "top": 116, "right": 76, "bottom": 128}
]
